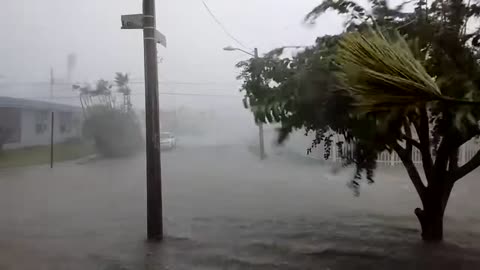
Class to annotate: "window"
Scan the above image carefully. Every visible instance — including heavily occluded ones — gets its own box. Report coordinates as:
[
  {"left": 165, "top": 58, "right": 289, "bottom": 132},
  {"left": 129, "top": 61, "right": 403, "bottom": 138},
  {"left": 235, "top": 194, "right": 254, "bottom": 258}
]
[
  {"left": 0, "top": 108, "right": 21, "bottom": 143},
  {"left": 35, "top": 111, "right": 48, "bottom": 134},
  {"left": 59, "top": 112, "right": 73, "bottom": 134}
]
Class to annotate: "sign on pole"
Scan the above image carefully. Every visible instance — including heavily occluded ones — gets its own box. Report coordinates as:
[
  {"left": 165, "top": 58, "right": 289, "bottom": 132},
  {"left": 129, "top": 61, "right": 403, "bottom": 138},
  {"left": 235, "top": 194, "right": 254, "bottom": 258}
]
[
  {"left": 155, "top": 30, "right": 167, "bottom": 48},
  {"left": 121, "top": 14, "right": 145, "bottom": 29},
  {"left": 121, "top": 14, "right": 167, "bottom": 48}
]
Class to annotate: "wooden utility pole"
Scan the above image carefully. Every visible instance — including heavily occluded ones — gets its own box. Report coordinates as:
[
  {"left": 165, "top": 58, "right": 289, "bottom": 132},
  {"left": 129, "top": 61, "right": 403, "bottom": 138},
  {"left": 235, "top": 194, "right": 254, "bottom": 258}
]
[
  {"left": 142, "top": 0, "right": 163, "bottom": 240},
  {"left": 224, "top": 46, "right": 266, "bottom": 160},
  {"left": 121, "top": 0, "right": 167, "bottom": 241},
  {"left": 50, "top": 68, "right": 55, "bottom": 168},
  {"left": 50, "top": 112, "right": 54, "bottom": 168}
]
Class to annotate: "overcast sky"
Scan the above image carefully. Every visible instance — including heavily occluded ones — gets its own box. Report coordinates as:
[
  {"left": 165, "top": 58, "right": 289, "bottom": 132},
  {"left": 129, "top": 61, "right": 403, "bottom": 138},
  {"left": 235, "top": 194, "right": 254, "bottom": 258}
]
[
  {"left": 1, "top": 0, "right": 343, "bottom": 83},
  {"left": 0, "top": 0, "right": 346, "bottom": 112}
]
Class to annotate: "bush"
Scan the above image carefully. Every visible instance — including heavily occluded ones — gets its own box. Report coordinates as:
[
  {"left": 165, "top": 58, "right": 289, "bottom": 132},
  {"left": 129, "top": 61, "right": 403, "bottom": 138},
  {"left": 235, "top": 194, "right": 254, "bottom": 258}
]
[{"left": 83, "top": 106, "right": 143, "bottom": 157}]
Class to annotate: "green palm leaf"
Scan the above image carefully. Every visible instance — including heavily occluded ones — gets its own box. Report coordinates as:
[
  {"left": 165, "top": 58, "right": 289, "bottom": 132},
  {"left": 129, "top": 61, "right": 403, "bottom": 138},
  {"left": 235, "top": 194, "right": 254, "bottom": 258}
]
[{"left": 336, "top": 29, "right": 444, "bottom": 112}]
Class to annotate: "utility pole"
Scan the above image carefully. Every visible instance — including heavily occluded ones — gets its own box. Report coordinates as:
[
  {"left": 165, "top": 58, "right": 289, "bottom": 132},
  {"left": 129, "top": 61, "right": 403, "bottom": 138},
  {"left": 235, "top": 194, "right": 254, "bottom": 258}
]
[
  {"left": 50, "top": 68, "right": 54, "bottom": 168},
  {"left": 253, "top": 48, "right": 266, "bottom": 160},
  {"left": 50, "top": 68, "right": 54, "bottom": 99},
  {"left": 121, "top": 0, "right": 166, "bottom": 241},
  {"left": 224, "top": 46, "right": 266, "bottom": 160},
  {"left": 50, "top": 112, "right": 54, "bottom": 168},
  {"left": 143, "top": 0, "right": 163, "bottom": 241}
]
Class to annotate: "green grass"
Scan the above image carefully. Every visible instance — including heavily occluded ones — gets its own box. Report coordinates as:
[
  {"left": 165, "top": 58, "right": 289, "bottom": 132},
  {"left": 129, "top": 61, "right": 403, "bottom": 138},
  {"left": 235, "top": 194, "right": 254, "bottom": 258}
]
[{"left": 0, "top": 141, "right": 96, "bottom": 169}]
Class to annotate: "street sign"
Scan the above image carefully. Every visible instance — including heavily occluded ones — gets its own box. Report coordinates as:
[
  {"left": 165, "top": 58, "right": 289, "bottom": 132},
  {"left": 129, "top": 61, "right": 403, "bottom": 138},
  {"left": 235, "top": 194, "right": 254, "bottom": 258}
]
[
  {"left": 155, "top": 30, "right": 167, "bottom": 48},
  {"left": 121, "top": 14, "right": 167, "bottom": 48},
  {"left": 121, "top": 14, "right": 144, "bottom": 29}
]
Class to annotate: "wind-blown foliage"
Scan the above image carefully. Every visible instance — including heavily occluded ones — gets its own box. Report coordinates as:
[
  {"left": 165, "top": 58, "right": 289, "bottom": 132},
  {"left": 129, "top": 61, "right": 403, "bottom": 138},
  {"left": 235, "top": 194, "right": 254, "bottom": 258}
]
[
  {"left": 337, "top": 30, "right": 442, "bottom": 111},
  {"left": 83, "top": 105, "right": 143, "bottom": 157},
  {"left": 237, "top": 0, "right": 480, "bottom": 241},
  {"left": 114, "top": 72, "right": 132, "bottom": 112},
  {"left": 338, "top": 28, "right": 480, "bottom": 111},
  {"left": 73, "top": 74, "right": 143, "bottom": 157},
  {"left": 73, "top": 79, "right": 115, "bottom": 112}
]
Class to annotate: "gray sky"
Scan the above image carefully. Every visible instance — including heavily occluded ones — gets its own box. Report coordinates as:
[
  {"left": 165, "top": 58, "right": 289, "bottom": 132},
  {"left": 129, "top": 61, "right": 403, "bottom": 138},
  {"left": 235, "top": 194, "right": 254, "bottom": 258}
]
[
  {"left": 1, "top": 0, "right": 343, "bottom": 83},
  {"left": 0, "top": 0, "right": 344, "bottom": 110}
]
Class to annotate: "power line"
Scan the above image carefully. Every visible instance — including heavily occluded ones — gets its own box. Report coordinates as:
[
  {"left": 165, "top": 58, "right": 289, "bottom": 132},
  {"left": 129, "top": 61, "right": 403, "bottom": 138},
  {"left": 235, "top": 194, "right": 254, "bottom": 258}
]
[
  {"left": 1, "top": 80, "right": 239, "bottom": 87},
  {"left": 22, "top": 92, "right": 242, "bottom": 100},
  {"left": 201, "top": 0, "right": 250, "bottom": 50},
  {"left": 130, "top": 80, "right": 239, "bottom": 86},
  {"left": 2, "top": 78, "right": 241, "bottom": 88},
  {"left": 153, "top": 92, "right": 241, "bottom": 98}
]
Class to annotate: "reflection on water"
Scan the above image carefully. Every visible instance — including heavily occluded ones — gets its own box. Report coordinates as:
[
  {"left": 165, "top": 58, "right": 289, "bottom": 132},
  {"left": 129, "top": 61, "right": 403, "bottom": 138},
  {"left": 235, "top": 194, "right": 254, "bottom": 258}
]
[
  {"left": 1, "top": 145, "right": 480, "bottom": 269},
  {"left": 157, "top": 214, "right": 480, "bottom": 270}
]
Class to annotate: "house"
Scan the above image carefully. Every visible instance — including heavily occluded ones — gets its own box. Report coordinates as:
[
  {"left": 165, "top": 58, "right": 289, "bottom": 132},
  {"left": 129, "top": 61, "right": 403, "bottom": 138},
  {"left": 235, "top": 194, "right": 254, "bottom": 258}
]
[{"left": 0, "top": 97, "right": 83, "bottom": 149}]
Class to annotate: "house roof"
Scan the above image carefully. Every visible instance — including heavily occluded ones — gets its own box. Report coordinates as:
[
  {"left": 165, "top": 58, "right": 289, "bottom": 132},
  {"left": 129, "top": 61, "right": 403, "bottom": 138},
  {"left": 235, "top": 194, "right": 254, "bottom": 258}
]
[{"left": 0, "top": 96, "right": 81, "bottom": 112}]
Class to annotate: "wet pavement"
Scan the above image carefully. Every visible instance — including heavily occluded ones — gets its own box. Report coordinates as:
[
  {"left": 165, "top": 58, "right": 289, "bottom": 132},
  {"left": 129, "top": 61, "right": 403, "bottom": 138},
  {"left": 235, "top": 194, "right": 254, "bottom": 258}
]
[{"left": 1, "top": 145, "right": 480, "bottom": 269}]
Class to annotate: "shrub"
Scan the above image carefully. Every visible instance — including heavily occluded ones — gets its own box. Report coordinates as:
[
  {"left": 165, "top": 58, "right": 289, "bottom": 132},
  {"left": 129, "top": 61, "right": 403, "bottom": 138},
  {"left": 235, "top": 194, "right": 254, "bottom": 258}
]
[{"left": 83, "top": 106, "right": 143, "bottom": 157}]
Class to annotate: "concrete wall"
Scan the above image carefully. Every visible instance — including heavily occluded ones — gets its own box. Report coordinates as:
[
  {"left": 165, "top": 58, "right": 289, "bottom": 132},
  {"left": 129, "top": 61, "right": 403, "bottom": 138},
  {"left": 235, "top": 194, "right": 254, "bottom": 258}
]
[{"left": 4, "top": 109, "right": 82, "bottom": 149}]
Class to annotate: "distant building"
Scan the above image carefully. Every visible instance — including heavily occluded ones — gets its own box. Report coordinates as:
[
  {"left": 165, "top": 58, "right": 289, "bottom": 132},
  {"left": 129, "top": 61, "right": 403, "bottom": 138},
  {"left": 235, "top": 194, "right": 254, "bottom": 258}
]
[{"left": 0, "top": 97, "right": 82, "bottom": 149}]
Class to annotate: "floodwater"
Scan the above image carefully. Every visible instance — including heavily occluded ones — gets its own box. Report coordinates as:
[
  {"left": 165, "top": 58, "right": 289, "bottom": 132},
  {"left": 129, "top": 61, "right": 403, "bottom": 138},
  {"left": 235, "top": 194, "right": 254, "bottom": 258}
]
[{"left": 1, "top": 144, "right": 480, "bottom": 269}]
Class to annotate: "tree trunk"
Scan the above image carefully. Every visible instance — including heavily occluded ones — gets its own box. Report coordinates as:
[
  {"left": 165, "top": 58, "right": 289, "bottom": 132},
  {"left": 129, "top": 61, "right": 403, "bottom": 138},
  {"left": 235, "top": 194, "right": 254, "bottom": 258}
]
[
  {"left": 415, "top": 182, "right": 453, "bottom": 242},
  {"left": 415, "top": 206, "right": 444, "bottom": 242}
]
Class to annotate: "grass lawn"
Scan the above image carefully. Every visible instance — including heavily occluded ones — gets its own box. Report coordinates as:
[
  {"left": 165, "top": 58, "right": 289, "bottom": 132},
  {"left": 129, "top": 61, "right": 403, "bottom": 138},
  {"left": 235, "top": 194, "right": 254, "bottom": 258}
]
[{"left": 0, "top": 141, "right": 96, "bottom": 169}]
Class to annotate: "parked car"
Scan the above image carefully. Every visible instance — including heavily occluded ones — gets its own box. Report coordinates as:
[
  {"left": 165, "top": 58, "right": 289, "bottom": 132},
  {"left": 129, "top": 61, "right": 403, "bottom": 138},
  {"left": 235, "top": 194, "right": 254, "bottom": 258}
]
[{"left": 160, "top": 132, "right": 176, "bottom": 150}]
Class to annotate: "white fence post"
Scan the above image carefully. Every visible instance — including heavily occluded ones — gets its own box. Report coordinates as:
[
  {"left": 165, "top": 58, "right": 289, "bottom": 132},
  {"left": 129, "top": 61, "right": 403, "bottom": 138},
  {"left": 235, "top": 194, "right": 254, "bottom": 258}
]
[{"left": 390, "top": 152, "right": 395, "bottom": 166}]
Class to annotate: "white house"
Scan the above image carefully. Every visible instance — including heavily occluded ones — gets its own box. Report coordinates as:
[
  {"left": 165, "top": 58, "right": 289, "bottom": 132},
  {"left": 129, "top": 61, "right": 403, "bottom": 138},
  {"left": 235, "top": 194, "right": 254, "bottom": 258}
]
[{"left": 0, "top": 97, "right": 82, "bottom": 149}]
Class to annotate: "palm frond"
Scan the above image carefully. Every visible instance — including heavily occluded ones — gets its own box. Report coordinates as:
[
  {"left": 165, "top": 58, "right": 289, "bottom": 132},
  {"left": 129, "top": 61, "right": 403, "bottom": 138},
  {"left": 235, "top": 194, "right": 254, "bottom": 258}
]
[
  {"left": 114, "top": 73, "right": 129, "bottom": 87},
  {"left": 336, "top": 29, "right": 443, "bottom": 112}
]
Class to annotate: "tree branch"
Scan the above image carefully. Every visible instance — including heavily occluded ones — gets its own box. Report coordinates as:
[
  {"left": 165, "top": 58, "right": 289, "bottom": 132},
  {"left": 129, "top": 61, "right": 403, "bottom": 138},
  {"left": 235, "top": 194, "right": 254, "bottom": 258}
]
[
  {"left": 434, "top": 135, "right": 452, "bottom": 174},
  {"left": 393, "top": 143, "right": 426, "bottom": 199},
  {"left": 448, "top": 148, "right": 459, "bottom": 171},
  {"left": 404, "top": 122, "right": 413, "bottom": 155},
  {"left": 401, "top": 134, "right": 421, "bottom": 149},
  {"left": 450, "top": 149, "right": 480, "bottom": 182},
  {"left": 437, "top": 130, "right": 475, "bottom": 180},
  {"left": 414, "top": 106, "right": 433, "bottom": 180}
]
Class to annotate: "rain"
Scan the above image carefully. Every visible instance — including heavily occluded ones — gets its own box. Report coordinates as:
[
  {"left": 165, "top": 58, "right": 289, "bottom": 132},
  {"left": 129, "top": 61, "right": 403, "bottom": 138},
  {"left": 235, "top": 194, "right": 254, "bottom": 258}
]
[{"left": 2, "top": 0, "right": 480, "bottom": 269}]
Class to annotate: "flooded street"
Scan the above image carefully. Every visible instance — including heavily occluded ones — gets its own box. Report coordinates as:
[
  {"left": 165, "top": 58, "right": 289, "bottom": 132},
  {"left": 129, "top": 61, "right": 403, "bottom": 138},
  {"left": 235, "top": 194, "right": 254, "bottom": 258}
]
[
  {"left": 4, "top": 0, "right": 480, "bottom": 268},
  {"left": 1, "top": 144, "right": 480, "bottom": 269}
]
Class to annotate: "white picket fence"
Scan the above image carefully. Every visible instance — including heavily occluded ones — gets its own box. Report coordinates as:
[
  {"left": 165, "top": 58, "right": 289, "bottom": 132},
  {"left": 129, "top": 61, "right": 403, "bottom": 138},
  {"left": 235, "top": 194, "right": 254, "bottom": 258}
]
[
  {"left": 462, "top": 140, "right": 480, "bottom": 166},
  {"left": 286, "top": 131, "right": 480, "bottom": 167},
  {"left": 310, "top": 137, "right": 480, "bottom": 167}
]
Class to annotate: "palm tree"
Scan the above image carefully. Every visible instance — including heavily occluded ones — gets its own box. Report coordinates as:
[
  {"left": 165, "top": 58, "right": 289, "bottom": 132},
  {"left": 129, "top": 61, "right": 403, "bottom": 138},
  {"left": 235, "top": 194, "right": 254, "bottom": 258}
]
[
  {"left": 336, "top": 29, "right": 480, "bottom": 111},
  {"left": 114, "top": 72, "right": 132, "bottom": 111},
  {"left": 92, "top": 79, "right": 113, "bottom": 107},
  {"left": 72, "top": 83, "right": 93, "bottom": 115}
]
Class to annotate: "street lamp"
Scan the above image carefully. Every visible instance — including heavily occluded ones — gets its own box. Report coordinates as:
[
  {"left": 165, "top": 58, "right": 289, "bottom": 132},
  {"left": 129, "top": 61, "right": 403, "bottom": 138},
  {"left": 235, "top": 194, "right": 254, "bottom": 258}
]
[
  {"left": 224, "top": 46, "right": 265, "bottom": 160},
  {"left": 223, "top": 46, "right": 255, "bottom": 57},
  {"left": 223, "top": 46, "right": 236, "bottom": 51},
  {"left": 224, "top": 45, "right": 307, "bottom": 54}
]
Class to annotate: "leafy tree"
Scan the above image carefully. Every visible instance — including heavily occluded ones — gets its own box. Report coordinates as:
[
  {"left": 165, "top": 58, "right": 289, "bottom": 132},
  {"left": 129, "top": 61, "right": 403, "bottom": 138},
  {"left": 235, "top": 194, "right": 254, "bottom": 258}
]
[
  {"left": 237, "top": 0, "right": 480, "bottom": 241},
  {"left": 73, "top": 74, "right": 143, "bottom": 157},
  {"left": 83, "top": 105, "right": 143, "bottom": 157}
]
